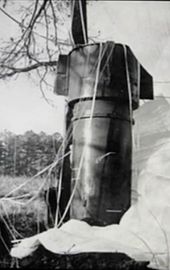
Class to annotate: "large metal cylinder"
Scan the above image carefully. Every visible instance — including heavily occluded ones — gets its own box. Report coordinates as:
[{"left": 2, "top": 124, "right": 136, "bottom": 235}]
[
  {"left": 54, "top": 41, "right": 153, "bottom": 225},
  {"left": 68, "top": 42, "right": 132, "bottom": 224},
  {"left": 71, "top": 99, "right": 131, "bottom": 224}
]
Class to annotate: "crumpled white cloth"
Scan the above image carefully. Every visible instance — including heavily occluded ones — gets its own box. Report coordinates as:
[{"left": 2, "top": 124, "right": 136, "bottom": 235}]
[{"left": 11, "top": 139, "right": 170, "bottom": 270}]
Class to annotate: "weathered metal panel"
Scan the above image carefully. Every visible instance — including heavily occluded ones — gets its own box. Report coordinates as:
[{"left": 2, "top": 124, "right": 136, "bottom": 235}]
[
  {"left": 126, "top": 46, "right": 153, "bottom": 104},
  {"left": 71, "top": 100, "right": 131, "bottom": 224},
  {"left": 68, "top": 42, "right": 153, "bottom": 108},
  {"left": 54, "top": 54, "right": 69, "bottom": 96}
]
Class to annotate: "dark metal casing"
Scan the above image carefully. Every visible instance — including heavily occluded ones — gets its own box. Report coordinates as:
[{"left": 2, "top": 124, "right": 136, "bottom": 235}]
[{"left": 54, "top": 42, "right": 153, "bottom": 224}]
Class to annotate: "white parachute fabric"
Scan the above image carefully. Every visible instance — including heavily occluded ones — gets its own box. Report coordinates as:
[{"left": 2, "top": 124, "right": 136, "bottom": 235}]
[
  {"left": 120, "top": 139, "right": 170, "bottom": 269},
  {"left": 11, "top": 137, "right": 170, "bottom": 270}
]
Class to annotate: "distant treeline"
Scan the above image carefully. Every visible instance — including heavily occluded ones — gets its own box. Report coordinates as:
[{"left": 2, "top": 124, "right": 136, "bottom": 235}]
[{"left": 0, "top": 130, "right": 63, "bottom": 177}]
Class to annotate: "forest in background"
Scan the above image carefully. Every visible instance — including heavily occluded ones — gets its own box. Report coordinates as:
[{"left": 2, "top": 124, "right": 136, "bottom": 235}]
[{"left": 0, "top": 130, "right": 62, "bottom": 177}]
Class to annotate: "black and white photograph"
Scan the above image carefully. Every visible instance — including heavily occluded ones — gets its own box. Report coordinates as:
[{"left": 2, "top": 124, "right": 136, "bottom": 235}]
[{"left": 0, "top": 1, "right": 170, "bottom": 269}]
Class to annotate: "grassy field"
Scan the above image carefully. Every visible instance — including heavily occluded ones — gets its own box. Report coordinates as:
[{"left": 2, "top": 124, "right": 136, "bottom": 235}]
[
  {"left": 0, "top": 176, "right": 154, "bottom": 270},
  {"left": 0, "top": 175, "right": 55, "bottom": 268}
]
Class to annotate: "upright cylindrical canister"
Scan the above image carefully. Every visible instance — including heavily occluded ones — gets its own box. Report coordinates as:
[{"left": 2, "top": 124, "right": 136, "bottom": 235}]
[
  {"left": 68, "top": 42, "right": 133, "bottom": 224},
  {"left": 71, "top": 100, "right": 131, "bottom": 224},
  {"left": 54, "top": 41, "right": 153, "bottom": 225}
]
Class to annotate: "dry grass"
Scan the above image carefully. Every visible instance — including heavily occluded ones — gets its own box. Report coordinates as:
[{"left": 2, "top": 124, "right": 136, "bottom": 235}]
[
  {"left": 0, "top": 175, "right": 52, "bottom": 198},
  {"left": 0, "top": 177, "right": 154, "bottom": 269},
  {"left": 0, "top": 175, "right": 54, "bottom": 268},
  {"left": 0, "top": 175, "right": 54, "bottom": 226},
  {"left": 0, "top": 175, "right": 51, "bottom": 227}
]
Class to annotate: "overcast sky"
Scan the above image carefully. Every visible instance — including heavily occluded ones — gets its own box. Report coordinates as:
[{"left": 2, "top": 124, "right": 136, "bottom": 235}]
[{"left": 0, "top": 1, "right": 170, "bottom": 135}]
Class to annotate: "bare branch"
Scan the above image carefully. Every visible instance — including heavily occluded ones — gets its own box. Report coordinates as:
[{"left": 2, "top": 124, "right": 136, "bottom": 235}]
[
  {"left": 0, "top": 6, "right": 22, "bottom": 25},
  {"left": 0, "top": 61, "right": 57, "bottom": 79},
  {"left": 49, "top": 0, "right": 58, "bottom": 46},
  {"left": 25, "top": 0, "right": 49, "bottom": 48},
  {"left": 0, "top": 0, "right": 71, "bottom": 93},
  {"left": 44, "top": 7, "right": 51, "bottom": 60},
  {"left": 0, "top": 6, "right": 71, "bottom": 46},
  {"left": 37, "top": 67, "right": 57, "bottom": 108}
]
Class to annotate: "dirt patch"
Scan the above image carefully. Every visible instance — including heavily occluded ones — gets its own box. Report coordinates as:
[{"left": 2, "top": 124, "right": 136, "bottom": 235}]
[{"left": 16, "top": 245, "right": 153, "bottom": 269}]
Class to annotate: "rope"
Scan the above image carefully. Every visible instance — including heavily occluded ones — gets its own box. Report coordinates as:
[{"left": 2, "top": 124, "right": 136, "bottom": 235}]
[
  {"left": 0, "top": 200, "right": 24, "bottom": 239},
  {"left": 99, "top": 42, "right": 115, "bottom": 81},
  {"left": 3, "top": 164, "right": 54, "bottom": 198},
  {"left": 57, "top": 43, "right": 103, "bottom": 227},
  {"left": 55, "top": 100, "right": 67, "bottom": 226},
  {"left": 70, "top": 0, "right": 76, "bottom": 46},
  {"left": 54, "top": 99, "right": 90, "bottom": 226},
  {"left": 0, "top": 206, "right": 16, "bottom": 241},
  {"left": 122, "top": 45, "right": 133, "bottom": 124}
]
